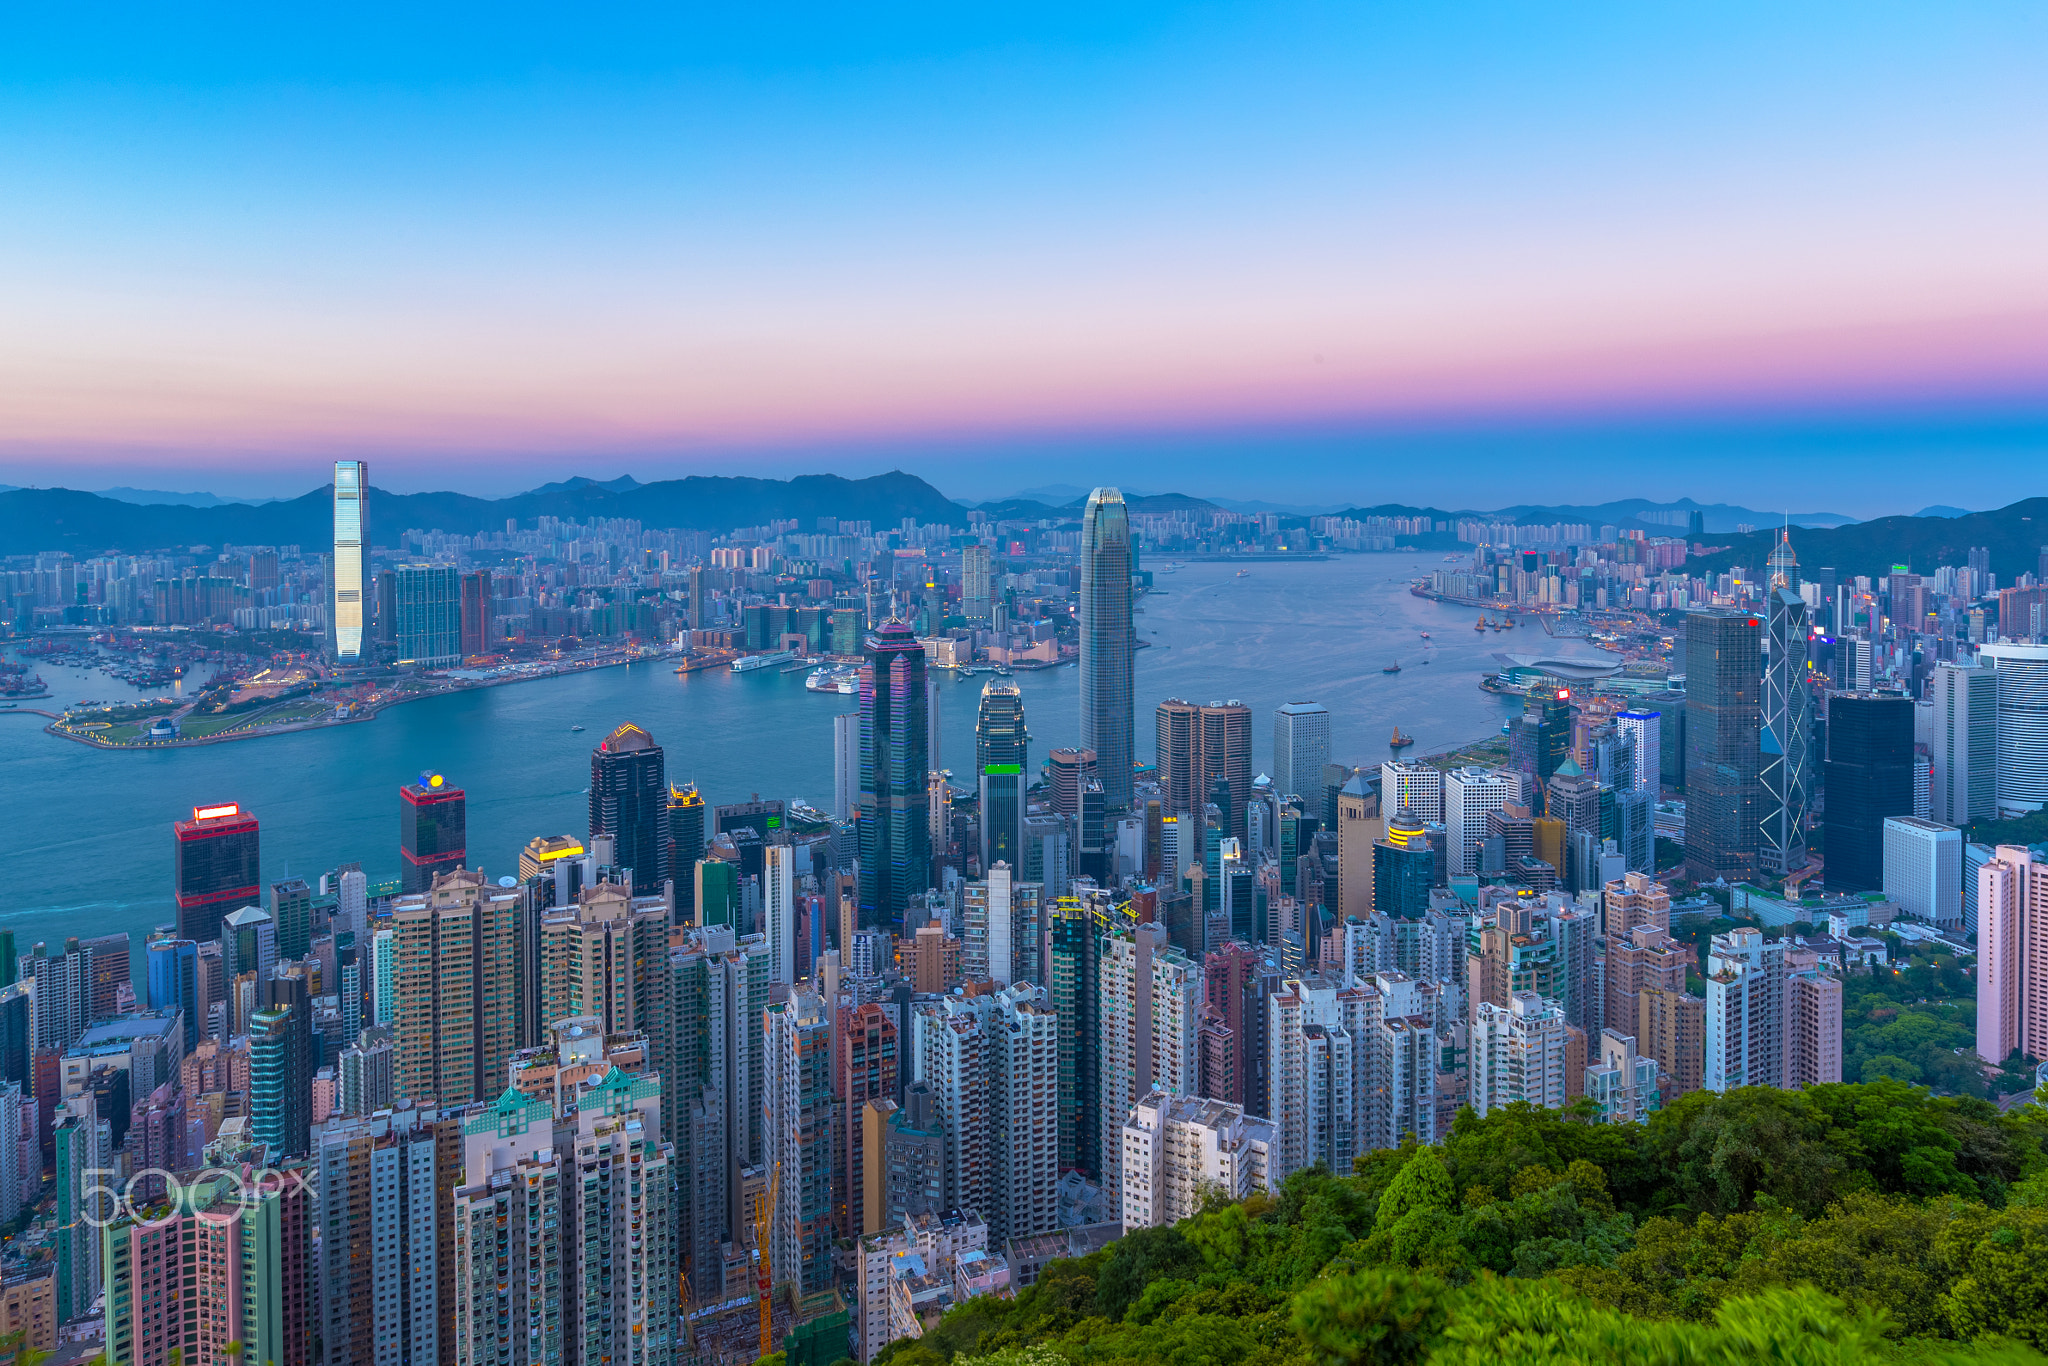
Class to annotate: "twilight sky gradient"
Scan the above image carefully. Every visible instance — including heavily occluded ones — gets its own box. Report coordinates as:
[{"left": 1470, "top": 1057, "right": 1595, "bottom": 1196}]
[{"left": 3, "top": 2, "right": 2045, "bottom": 513}]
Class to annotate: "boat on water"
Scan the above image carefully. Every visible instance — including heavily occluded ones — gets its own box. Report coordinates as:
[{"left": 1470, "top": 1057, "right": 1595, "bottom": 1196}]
[
  {"left": 1419, "top": 632, "right": 1431, "bottom": 639},
  {"left": 1474, "top": 616, "right": 1488, "bottom": 631},
  {"left": 1382, "top": 662, "right": 1401, "bottom": 674},
  {"left": 1389, "top": 727, "right": 1414, "bottom": 749},
  {"left": 1235, "top": 568, "right": 1251, "bottom": 577},
  {"left": 732, "top": 650, "right": 798, "bottom": 672},
  {"left": 806, "top": 665, "right": 861, "bottom": 694},
  {"left": 570, "top": 724, "right": 584, "bottom": 732}
]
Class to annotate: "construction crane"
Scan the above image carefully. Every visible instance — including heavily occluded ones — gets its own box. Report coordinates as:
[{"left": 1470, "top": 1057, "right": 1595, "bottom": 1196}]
[{"left": 753, "top": 1161, "right": 782, "bottom": 1363}]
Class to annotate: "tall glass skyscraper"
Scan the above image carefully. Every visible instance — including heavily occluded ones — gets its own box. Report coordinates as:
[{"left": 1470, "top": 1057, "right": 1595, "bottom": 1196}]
[
  {"left": 1080, "top": 487, "right": 1134, "bottom": 811},
  {"left": 590, "top": 724, "right": 669, "bottom": 890},
  {"left": 858, "top": 620, "right": 930, "bottom": 931},
  {"left": 330, "top": 460, "right": 367, "bottom": 662},
  {"left": 977, "top": 680, "right": 1029, "bottom": 874},
  {"left": 1759, "top": 530, "right": 1812, "bottom": 875},
  {"left": 1684, "top": 611, "right": 1762, "bottom": 883}
]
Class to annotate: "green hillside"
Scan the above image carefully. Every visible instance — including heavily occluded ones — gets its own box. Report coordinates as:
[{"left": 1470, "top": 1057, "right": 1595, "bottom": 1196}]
[{"left": 858, "top": 1082, "right": 2048, "bottom": 1366}]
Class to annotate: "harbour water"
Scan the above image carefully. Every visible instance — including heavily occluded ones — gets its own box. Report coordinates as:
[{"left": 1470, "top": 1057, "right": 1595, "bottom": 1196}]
[{"left": 0, "top": 553, "right": 1607, "bottom": 948}]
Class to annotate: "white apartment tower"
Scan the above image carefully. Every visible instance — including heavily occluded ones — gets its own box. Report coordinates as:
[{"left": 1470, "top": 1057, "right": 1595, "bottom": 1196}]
[
  {"left": 1096, "top": 924, "right": 1199, "bottom": 1205},
  {"left": 1121, "top": 1091, "right": 1274, "bottom": 1232},
  {"left": 1470, "top": 992, "right": 1571, "bottom": 1116}
]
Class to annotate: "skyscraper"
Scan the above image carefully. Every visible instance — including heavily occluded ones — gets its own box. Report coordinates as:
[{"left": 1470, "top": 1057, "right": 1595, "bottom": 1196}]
[
  {"left": 459, "top": 567, "right": 489, "bottom": 657},
  {"left": 833, "top": 712, "right": 860, "bottom": 820},
  {"left": 1978, "top": 644, "right": 2048, "bottom": 818},
  {"left": 1097, "top": 923, "right": 1199, "bottom": 1204},
  {"left": 1156, "top": 698, "right": 1253, "bottom": 843},
  {"left": 1930, "top": 662, "right": 1998, "bottom": 826},
  {"left": 174, "top": 801, "right": 261, "bottom": 947},
  {"left": 962, "top": 542, "right": 993, "bottom": 623},
  {"left": 666, "top": 782, "right": 706, "bottom": 921},
  {"left": 1272, "top": 702, "right": 1331, "bottom": 802},
  {"left": 858, "top": 620, "right": 930, "bottom": 931},
  {"left": 399, "top": 772, "right": 467, "bottom": 893},
  {"left": 977, "top": 679, "right": 1029, "bottom": 874},
  {"left": 1823, "top": 693, "right": 1915, "bottom": 893},
  {"left": 1080, "top": 487, "right": 1135, "bottom": 810},
  {"left": 589, "top": 723, "right": 669, "bottom": 890},
  {"left": 1614, "top": 711, "right": 1661, "bottom": 795},
  {"left": 1978, "top": 845, "right": 2048, "bottom": 1064},
  {"left": 1759, "top": 530, "right": 1813, "bottom": 876},
  {"left": 1683, "top": 612, "right": 1762, "bottom": 883},
  {"left": 330, "top": 459, "right": 368, "bottom": 663},
  {"left": 389, "top": 868, "right": 520, "bottom": 1107},
  {"left": 391, "top": 562, "right": 462, "bottom": 667}
]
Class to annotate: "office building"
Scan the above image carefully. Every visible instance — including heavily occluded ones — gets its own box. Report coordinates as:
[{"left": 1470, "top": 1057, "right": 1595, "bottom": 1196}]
[
  {"left": 389, "top": 869, "right": 520, "bottom": 1108},
  {"left": 1930, "top": 663, "right": 1998, "bottom": 826},
  {"left": 174, "top": 801, "right": 262, "bottom": 947},
  {"left": 1097, "top": 925, "right": 1198, "bottom": 1204},
  {"left": 146, "top": 937, "right": 202, "bottom": 1053},
  {"left": 962, "top": 542, "right": 993, "bottom": 623},
  {"left": 1470, "top": 992, "right": 1572, "bottom": 1117},
  {"left": 1978, "top": 846, "right": 2048, "bottom": 1064},
  {"left": 1080, "top": 487, "right": 1135, "bottom": 810},
  {"left": 1371, "top": 809, "right": 1434, "bottom": 919},
  {"left": 267, "top": 876, "right": 312, "bottom": 963},
  {"left": 859, "top": 620, "right": 931, "bottom": 930},
  {"left": 1823, "top": 693, "right": 1915, "bottom": 893},
  {"left": 977, "top": 680, "right": 1030, "bottom": 875},
  {"left": 1120, "top": 1091, "right": 1273, "bottom": 1232},
  {"left": 1272, "top": 702, "right": 1331, "bottom": 802},
  {"left": 1979, "top": 644, "right": 2048, "bottom": 817},
  {"left": 1046, "top": 899, "right": 1101, "bottom": 1177},
  {"left": 834, "top": 712, "right": 861, "bottom": 821},
  {"left": 1758, "top": 529, "right": 1814, "bottom": 877},
  {"left": 589, "top": 723, "right": 669, "bottom": 890},
  {"left": 1444, "top": 766, "right": 1519, "bottom": 877},
  {"left": 1684, "top": 612, "right": 1763, "bottom": 882},
  {"left": 1511, "top": 681, "right": 1574, "bottom": 814},
  {"left": 317, "top": 1107, "right": 454, "bottom": 1366},
  {"left": 1614, "top": 710, "right": 1661, "bottom": 795},
  {"left": 330, "top": 458, "right": 368, "bottom": 662},
  {"left": 399, "top": 773, "right": 467, "bottom": 894},
  {"left": 251, "top": 972, "right": 315, "bottom": 1158},
  {"left": 1380, "top": 761, "right": 1444, "bottom": 823},
  {"left": 392, "top": 562, "right": 461, "bottom": 667},
  {"left": 1157, "top": 698, "right": 1254, "bottom": 842},
  {"left": 667, "top": 783, "right": 706, "bottom": 919},
  {"left": 1884, "top": 816, "right": 1963, "bottom": 928},
  {"left": 459, "top": 567, "right": 489, "bottom": 657}
]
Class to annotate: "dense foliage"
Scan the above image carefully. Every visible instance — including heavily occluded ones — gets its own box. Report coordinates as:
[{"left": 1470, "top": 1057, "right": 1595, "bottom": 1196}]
[{"left": 868, "top": 1082, "right": 2048, "bottom": 1366}]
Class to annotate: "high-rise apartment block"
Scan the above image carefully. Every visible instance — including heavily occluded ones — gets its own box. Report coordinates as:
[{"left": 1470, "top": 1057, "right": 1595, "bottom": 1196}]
[
  {"left": 389, "top": 869, "right": 521, "bottom": 1108},
  {"left": 961, "top": 863, "right": 1043, "bottom": 987},
  {"left": 1156, "top": 698, "right": 1253, "bottom": 842},
  {"left": 1470, "top": 992, "right": 1572, "bottom": 1117},
  {"left": 1978, "top": 845, "right": 2048, "bottom": 1064},
  {"left": 1119, "top": 1090, "right": 1273, "bottom": 1232},
  {"left": 1097, "top": 924, "right": 1198, "bottom": 1204},
  {"left": 1267, "top": 969, "right": 1440, "bottom": 1177},
  {"left": 1705, "top": 927, "right": 1841, "bottom": 1091}
]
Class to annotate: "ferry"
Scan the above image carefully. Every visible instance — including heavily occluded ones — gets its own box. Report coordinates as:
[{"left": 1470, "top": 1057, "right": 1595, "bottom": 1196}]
[
  {"left": 806, "top": 666, "right": 860, "bottom": 694},
  {"left": 732, "top": 650, "right": 798, "bottom": 673}
]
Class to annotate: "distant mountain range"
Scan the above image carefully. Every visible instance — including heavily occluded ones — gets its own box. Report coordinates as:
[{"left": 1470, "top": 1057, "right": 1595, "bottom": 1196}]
[
  {"left": 1689, "top": 498, "right": 2048, "bottom": 581},
  {"left": 0, "top": 471, "right": 969, "bottom": 555}
]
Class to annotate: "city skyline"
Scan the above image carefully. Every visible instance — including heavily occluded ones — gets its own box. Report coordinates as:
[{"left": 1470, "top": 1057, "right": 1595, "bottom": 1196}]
[{"left": 2, "top": 5, "right": 2045, "bottom": 508}]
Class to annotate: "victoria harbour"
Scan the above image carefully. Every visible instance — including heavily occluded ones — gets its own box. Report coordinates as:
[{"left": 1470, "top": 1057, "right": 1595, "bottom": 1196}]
[{"left": 0, "top": 553, "right": 1570, "bottom": 946}]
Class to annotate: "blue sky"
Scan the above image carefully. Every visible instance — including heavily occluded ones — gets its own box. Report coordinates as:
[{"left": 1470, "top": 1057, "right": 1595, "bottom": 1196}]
[{"left": 1, "top": 2, "right": 2043, "bottom": 513}]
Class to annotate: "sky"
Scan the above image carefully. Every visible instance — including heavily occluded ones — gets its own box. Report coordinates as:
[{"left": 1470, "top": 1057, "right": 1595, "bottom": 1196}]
[{"left": 2, "top": 2, "right": 2045, "bottom": 514}]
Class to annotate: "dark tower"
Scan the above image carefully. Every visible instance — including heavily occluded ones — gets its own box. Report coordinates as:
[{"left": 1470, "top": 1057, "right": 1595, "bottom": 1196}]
[
  {"left": 1683, "top": 612, "right": 1763, "bottom": 883},
  {"left": 1080, "top": 488, "right": 1134, "bottom": 810},
  {"left": 1823, "top": 693, "right": 1915, "bottom": 892},
  {"left": 976, "top": 680, "right": 1029, "bottom": 876},
  {"left": 590, "top": 724, "right": 669, "bottom": 890},
  {"left": 173, "top": 802, "right": 261, "bottom": 947},
  {"left": 667, "top": 783, "right": 706, "bottom": 922},
  {"left": 858, "top": 621, "right": 930, "bottom": 932},
  {"left": 400, "top": 773, "right": 467, "bottom": 894}
]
